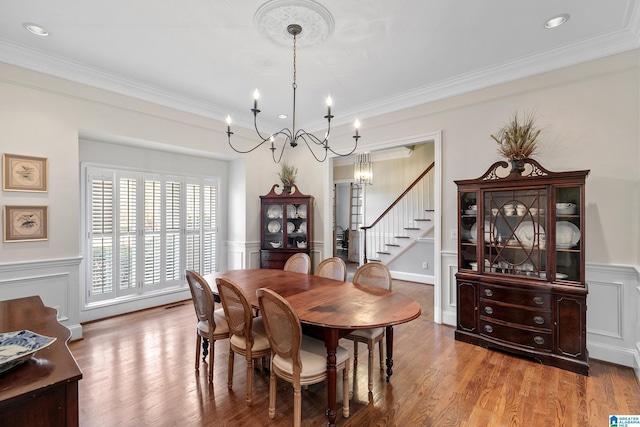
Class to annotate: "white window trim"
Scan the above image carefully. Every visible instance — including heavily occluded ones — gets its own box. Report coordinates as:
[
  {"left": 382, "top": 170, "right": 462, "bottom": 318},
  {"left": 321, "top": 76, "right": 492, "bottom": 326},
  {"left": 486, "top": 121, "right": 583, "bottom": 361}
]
[{"left": 80, "top": 163, "right": 219, "bottom": 309}]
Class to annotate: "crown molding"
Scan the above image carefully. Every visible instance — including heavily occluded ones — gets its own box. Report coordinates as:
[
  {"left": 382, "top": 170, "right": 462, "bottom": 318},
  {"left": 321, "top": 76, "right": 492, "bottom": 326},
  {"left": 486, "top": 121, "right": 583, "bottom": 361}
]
[{"left": 1, "top": 23, "right": 639, "bottom": 132}]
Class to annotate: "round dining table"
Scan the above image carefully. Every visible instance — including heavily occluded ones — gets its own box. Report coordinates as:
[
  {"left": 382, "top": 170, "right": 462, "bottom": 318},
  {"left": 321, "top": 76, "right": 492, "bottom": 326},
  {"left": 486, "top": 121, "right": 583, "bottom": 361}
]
[{"left": 205, "top": 268, "right": 421, "bottom": 426}]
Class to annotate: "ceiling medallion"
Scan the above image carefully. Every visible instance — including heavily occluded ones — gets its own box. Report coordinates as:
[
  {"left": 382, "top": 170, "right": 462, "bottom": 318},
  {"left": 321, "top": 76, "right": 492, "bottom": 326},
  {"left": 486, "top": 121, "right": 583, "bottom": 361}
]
[{"left": 254, "top": 0, "right": 335, "bottom": 48}]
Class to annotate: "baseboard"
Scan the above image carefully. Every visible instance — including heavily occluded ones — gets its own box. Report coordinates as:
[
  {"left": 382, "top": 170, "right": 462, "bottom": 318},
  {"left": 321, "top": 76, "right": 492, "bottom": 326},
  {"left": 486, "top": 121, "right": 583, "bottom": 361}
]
[
  {"left": 68, "top": 324, "right": 83, "bottom": 341},
  {"left": 391, "top": 270, "right": 434, "bottom": 284},
  {"left": 441, "top": 310, "right": 457, "bottom": 327},
  {"left": 635, "top": 343, "right": 640, "bottom": 383}
]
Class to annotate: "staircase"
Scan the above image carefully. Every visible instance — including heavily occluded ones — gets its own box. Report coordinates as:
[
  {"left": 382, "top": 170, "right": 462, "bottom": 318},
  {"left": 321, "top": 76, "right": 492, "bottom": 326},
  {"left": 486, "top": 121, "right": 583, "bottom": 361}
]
[{"left": 362, "top": 162, "right": 435, "bottom": 264}]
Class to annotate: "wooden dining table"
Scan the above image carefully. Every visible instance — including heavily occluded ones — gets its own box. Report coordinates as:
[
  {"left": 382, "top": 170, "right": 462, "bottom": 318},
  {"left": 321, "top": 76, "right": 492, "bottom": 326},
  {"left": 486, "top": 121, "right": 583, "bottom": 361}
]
[{"left": 205, "top": 268, "right": 421, "bottom": 427}]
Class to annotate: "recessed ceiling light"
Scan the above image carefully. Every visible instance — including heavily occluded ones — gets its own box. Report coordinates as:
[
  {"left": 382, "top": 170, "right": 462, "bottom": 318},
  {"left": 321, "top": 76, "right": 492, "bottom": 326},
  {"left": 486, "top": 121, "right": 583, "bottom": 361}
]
[
  {"left": 278, "top": 114, "right": 288, "bottom": 119},
  {"left": 23, "top": 22, "right": 49, "bottom": 36},
  {"left": 545, "top": 14, "right": 569, "bottom": 29}
]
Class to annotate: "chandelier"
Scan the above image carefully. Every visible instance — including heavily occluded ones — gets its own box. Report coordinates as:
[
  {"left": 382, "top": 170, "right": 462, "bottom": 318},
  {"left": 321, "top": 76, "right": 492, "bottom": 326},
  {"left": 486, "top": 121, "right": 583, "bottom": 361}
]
[{"left": 225, "top": 24, "right": 361, "bottom": 163}]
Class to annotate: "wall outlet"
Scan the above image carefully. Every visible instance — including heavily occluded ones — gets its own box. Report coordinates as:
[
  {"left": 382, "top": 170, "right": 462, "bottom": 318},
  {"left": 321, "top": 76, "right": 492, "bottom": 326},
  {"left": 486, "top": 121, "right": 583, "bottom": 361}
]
[
  {"left": 450, "top": 229, "right": 457, "bottom": 239},
  {"left": 422, "top": 261, "right": 428, "bottom": 269}
]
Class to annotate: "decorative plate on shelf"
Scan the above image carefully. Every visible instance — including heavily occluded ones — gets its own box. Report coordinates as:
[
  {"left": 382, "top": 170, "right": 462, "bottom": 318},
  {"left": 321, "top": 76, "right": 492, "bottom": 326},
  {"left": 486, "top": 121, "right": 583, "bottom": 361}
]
[
  {"left": 0, "top": 330, "right": 56, "bottom": 375},
  {"left": 267, "top": 204, "right": 282, "bottom": 219},
  {"left": 556, "top": 221, "right": 580, "bottom": 248},
  {"left": 297, "top": 204, "right": 307, "bottom": 219},
  {"left": 287, "top": 221, "right": 295, "bottom": 233},
  {"left": 267, "top": 220, "right": 281, "bottom": 233},
  {"left": 515, "top": 221, "right": 545, "bottom": 247},
  {"left": 299, "top": 221, "right": 307, "bottom": 233},
  {"left": 469, "top": 221, "right": 496, "bottom": 243},
  {"left": 287, "top": 204, "right": 296, "bottom": 218}
]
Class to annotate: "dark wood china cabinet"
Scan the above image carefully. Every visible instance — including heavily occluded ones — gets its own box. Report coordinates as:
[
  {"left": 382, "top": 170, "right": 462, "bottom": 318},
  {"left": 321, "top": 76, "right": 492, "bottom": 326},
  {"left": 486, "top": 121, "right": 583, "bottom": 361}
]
[
  {"left": 455, "top": 159, "right": 589, "bottom": 375},
  {"left": 260, "top": 185, "right": 313, "bottom": 269}
]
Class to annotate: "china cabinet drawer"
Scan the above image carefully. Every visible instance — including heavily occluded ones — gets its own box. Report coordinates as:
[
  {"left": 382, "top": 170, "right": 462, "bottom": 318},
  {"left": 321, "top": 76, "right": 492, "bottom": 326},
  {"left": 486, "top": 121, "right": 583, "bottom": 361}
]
[
  {"left": 260, "top": 251, "right": 290, "bottom": 269},
  {"left": 479, "top": 320, "right": 552, "bottom": 351},
  {"left": 480, "top": 284, "right": 550, "bottom": 309},
  {"left": 479, "top": 300, "right": 551, "bottom": 329}
]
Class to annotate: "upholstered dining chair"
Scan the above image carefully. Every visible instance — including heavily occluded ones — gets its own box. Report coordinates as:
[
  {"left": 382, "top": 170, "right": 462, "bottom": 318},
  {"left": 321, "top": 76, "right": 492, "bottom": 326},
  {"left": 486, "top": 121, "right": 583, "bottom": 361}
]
[
  {"left": 344, "top": 261, "right": 392, "bottom": 392},
  {"left": 216, "top": 277, "right": 271, "bottom": 406},
  {"left": 314, "top": 256, "right": 347, "bottom": 281},
  {"left": 283, "top": 253, "right": 311, "bottom": 274},
  {"left": 257, "top": 288, "right": 350, "bottom": 426},
  {"left": 185, "top": 270, "right": 230, "bottom": 383}
]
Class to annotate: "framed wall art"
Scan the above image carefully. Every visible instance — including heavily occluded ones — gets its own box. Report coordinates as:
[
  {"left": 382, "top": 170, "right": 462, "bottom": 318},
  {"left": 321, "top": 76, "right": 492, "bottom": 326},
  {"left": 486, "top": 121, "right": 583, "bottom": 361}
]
[
  {"left": 2, "top": 153, "right": 48, "bottom": 192},
  {"left": 3, "top": 206, "right": 48, "bottom": 242}
]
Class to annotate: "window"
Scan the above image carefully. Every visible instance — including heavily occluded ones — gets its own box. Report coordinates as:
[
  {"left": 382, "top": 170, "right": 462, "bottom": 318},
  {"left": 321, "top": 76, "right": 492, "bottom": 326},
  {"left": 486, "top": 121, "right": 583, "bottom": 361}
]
[{"left": 84, "top": 166, "right": 218, "bottom": 304}]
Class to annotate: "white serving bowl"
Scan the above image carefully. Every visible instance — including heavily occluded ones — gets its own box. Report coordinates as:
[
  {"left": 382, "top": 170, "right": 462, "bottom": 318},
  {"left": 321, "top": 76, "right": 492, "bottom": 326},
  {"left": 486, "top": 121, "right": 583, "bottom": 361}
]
[{"left": 556, "top": 202, "right": 576, "bottom": 215}]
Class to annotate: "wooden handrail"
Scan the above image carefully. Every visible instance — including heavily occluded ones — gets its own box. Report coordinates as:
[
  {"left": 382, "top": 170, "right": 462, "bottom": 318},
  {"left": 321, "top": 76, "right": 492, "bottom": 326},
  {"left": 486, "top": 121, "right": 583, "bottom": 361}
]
[
  {"left": 362, "top": 162, "right": 435, "bottom": 231},
  {"left": 361, "top": 162, "right": 435, "bottom": 263}
]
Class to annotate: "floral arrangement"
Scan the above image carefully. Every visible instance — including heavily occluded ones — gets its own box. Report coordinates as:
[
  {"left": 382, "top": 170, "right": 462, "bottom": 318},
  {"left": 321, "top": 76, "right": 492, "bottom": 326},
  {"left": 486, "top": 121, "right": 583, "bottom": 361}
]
[
  {"left": 491, "top": 111, "right": 541, "bottom": 160},
  {"left": 278, "top": 162, "right": 297, "bottom": 187}
]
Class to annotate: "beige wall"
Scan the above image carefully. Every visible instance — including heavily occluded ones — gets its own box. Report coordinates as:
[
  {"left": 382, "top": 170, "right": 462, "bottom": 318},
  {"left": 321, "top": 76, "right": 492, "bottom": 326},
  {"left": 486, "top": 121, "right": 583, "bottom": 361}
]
[
  {"left": 0, "top": 48, "right": 638, "bottom": 309},
  {"left": 354, "top": 50, "right": 640, "bottom": 265}
]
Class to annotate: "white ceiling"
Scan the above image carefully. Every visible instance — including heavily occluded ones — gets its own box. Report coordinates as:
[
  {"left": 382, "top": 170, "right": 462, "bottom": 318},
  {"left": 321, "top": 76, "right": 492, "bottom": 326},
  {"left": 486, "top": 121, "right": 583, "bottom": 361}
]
[{"left": 1, "top": 1, "right": 639, "bottom": 135}]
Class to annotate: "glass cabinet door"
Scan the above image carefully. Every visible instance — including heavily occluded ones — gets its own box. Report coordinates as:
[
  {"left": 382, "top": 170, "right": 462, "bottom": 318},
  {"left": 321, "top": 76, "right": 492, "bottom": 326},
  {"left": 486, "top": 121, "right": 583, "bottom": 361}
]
[
  {"left": 482, "top": 189, "right": 547, "bottom": 277},
  {"left": 285, "top": 202, "right": 308, "bottom": 249},
  {"left": 555, "top": 186, "right": 582, "bottom": 282},
  {"left": 459, "top": 191, "right": 477, "bottom": 270},
  {"left": 264, "top": 203, "right": 284, "bottom": 249}
]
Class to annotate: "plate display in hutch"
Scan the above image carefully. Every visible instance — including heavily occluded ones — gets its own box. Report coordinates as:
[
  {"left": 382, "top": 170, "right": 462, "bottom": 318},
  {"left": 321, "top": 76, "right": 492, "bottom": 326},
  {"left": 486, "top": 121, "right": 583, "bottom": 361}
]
[
  {"left": 260, "top": 184, "right": 313, "bottom": 269},
  {"left": 455, "top": 159, "right": 589, "bottom": 375}
]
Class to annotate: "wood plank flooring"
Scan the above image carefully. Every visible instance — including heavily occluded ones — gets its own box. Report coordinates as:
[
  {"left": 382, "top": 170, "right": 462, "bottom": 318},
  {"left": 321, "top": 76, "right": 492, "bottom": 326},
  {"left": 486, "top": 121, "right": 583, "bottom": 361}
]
[{"left": 69, "top": 280, "right": 640, "bottom": 426}]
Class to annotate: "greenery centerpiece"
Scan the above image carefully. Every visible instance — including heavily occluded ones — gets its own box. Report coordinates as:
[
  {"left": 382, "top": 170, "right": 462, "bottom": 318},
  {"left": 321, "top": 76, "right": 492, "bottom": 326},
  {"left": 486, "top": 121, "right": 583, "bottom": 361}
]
[
  {"left": 278, "top": 162, "right": 298, "bottom": 194},
  {"left": 491, "top": 111, "right": 541, "bottom": 173}
]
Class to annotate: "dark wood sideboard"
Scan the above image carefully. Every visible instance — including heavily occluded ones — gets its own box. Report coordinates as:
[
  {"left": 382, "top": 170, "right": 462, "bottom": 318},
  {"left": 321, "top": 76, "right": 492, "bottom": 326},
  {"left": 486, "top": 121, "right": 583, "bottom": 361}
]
[{"left": 0, "top": 296, "right": 82, "bottom": 426}]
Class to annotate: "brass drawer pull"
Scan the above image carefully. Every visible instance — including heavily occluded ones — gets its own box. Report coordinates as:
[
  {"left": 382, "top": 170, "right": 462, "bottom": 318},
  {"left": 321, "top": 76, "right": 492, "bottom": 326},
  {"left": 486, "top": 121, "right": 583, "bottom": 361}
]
[
  {"left": 533, "top": 296, "right": 544, "bottom": 305},
  {"left": 533, "top": 316, "right": 544, "bottom": 325},
  {"left": 484, "top": 306, "right": 494, "bottom": 315},
  {"left": 533, "top": 336, "right": 544, "bottom": 345},
  {"left": 484, "top": 325, "right": 493, "bottom": 333},
  {"left": 484, "top": 289, "right": 493, "bottom": 297}
]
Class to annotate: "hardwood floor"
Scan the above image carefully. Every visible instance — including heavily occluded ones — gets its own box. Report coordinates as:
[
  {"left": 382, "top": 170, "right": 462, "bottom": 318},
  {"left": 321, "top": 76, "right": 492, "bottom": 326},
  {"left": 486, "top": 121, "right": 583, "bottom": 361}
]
[{"left": 69, "top": 280, "right": 640, "bottom": 426}]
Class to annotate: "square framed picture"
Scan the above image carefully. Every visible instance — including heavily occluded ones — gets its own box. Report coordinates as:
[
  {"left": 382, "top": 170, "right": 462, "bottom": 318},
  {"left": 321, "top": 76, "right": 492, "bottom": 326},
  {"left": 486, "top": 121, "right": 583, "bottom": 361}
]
[
  {"left": 2, "top": 153, "right": 48, "bottom": 192},
  {"left": 3, "top": 206, "right": 48, "bottom": 242}
]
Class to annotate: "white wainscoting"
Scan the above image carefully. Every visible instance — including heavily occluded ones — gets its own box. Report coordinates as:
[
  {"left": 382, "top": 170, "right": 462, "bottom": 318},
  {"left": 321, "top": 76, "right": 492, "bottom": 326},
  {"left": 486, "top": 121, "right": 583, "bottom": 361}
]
[
  {"left": 0, "top": 257, "right": 83, "bottom": 340},
  {"left": 585, "top": 263, "right": 640, "bottom": 370},
  {"left": 441, "top": 251, "right": 459, "bottom": 327},
  {"left": 440, "top": 252, "right": 640, "bottom": 379}
]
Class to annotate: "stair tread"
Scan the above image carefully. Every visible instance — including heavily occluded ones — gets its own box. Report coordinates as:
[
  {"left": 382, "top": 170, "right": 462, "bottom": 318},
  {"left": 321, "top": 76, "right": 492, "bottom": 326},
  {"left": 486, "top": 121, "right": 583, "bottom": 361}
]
[
  {"left": 404, "top": 227, "right": 420, "bottom": 230},
  {"left": 377, "top": 251, "right": 391, "bottom": 255},
  {"left": 414, "top": 218, "right": 431, "bottom": 221},
  {"left": 395, "top": 236, "right": 411, "bottom": 239},
  {"left": 385, "top": 244, "right": 400, "bottom": 247}
]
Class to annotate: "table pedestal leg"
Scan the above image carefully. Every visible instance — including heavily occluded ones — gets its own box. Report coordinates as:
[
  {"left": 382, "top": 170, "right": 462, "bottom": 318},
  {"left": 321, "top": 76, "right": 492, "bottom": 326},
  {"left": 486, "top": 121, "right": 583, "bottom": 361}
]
[
  {"left": 324, "top": 329, "right": 339, "bottom": 427},
  {"left": 385, "top": 326, "right": 394, "bottom": 381}
]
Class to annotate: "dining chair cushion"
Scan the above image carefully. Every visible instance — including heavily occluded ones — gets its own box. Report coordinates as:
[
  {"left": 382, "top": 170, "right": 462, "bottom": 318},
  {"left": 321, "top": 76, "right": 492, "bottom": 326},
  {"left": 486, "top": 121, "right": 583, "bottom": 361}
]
[
  {"left": 229, "top": 316, "right": 271, "bottom": 352},
  {"left": 197, "top": 308, "right": 229, "bottom": 335},
  {"left": 347, "top": 327, "right": 383, "bottom": 340},
  {"left": 272, "top": 335, "right": 350, "bottom": 379}
]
